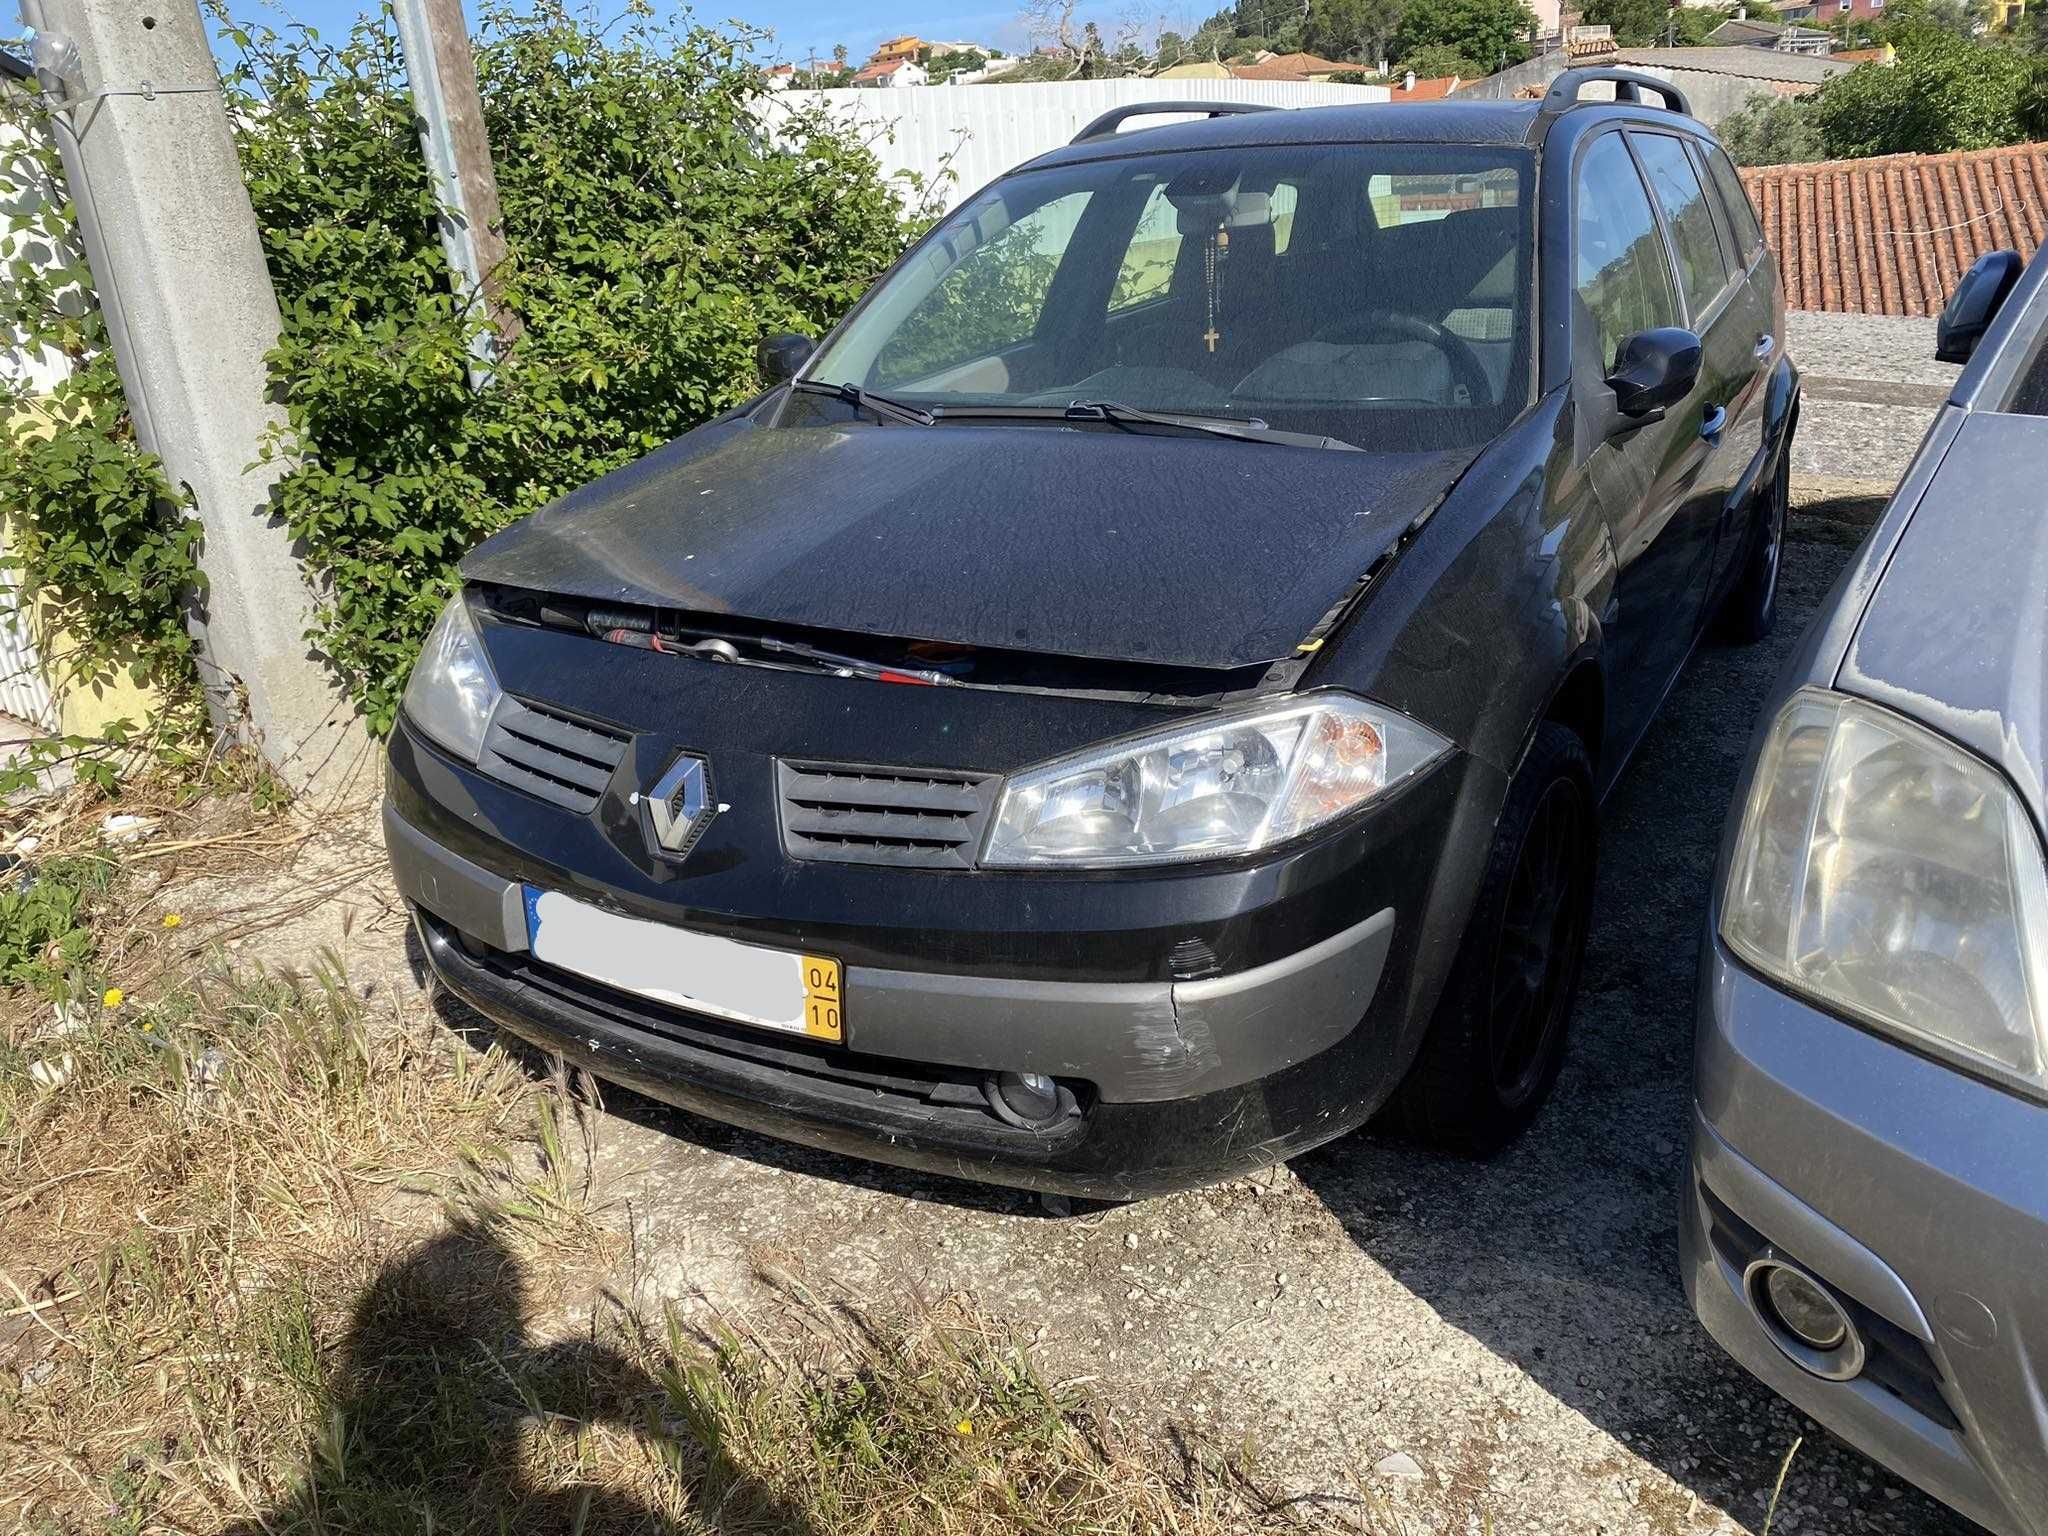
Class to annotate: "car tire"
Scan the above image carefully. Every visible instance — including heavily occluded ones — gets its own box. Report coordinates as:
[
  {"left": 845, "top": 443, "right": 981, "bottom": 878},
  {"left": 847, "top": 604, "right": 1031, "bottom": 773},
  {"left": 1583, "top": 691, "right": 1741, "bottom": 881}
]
[
  {"left": 1386, "top": 721, "right": 1595, "bottom": 1155},
  {"left": 1714, "top": 440, "right": 1789, "bottom": 645}
]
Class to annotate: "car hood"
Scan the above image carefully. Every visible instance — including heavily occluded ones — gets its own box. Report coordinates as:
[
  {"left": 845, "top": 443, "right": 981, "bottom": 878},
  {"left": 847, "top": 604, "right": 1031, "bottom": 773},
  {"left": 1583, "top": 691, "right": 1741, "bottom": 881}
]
[
  {"left": 460, "top": 413, "right": 1480, "bottom": 671},
  {"left": 1838, "top": 410, "right": 2048, "bottom": 832}
]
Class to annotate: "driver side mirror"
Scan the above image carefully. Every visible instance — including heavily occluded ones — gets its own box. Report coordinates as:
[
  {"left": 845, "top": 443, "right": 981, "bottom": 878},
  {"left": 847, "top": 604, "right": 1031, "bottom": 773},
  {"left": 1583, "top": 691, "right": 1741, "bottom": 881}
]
[
  {"left": 757, "top": 332, "right": 816, "bottom": 386},
  {"left": 1605, "top": 327, "right": 1701, "bottom": 429},
  {"left": 1936, "top": 249, "right": 2022, "bottom": 365}
]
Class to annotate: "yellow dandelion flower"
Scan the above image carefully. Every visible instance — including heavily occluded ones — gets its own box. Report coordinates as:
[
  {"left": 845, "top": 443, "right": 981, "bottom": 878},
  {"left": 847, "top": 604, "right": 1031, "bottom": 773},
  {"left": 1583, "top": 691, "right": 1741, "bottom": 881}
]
[
  {"left": 103, "top": 988, "right": 124, "bottom": 1008},
  {"left": 161, "top": 913, "right": 183, "bottom": 929},
  {"left": 956, "top": 1419, "right": 973, "bottom": 1436}
]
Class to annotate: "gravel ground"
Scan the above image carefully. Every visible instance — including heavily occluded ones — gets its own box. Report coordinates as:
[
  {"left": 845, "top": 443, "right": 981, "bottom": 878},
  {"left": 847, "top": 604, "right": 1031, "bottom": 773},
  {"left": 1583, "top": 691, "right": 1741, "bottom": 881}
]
[
  {"left": 334, "top": 491, "right": 1966, "bottom": 1536},
  {"left": 190, "top": 474, "right": 1967, "bottom": 1532}
]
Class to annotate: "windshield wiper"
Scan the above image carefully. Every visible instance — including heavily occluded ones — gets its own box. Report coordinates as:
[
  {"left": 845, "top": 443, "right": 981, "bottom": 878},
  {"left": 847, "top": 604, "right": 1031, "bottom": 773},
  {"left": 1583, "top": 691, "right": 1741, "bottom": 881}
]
[
  {"left": 931, "top": 400, "right": 1358, "bottom": 451},
  {"left": 792, "top": 378, "right": 935, "bottom": 427}
]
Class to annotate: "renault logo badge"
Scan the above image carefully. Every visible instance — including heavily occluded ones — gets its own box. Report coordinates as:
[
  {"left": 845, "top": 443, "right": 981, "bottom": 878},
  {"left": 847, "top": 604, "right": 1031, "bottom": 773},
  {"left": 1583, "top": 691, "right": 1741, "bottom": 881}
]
[{"left": 646, "top": 754, "right": 715, "bottom": 858}]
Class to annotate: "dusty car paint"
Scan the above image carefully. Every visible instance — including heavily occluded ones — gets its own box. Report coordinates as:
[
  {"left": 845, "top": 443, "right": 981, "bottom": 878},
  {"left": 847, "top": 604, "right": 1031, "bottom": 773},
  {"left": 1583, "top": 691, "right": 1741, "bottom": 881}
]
[
  {"left": 1686, "top": 246, "right": 2048, "bottom": 1535},
  {"left": 390, "top": 87, "right": 1798, "bottom": 1196}
]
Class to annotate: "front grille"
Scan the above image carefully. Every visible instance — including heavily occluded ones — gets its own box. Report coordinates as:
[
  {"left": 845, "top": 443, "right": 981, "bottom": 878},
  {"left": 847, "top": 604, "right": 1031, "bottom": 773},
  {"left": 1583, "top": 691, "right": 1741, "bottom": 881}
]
[
  {"left": 777, "top": 759, "right": 1000, "bottom": 869},
  {"left": 479, "top": 697, "right": 630, "bottom": 814}
]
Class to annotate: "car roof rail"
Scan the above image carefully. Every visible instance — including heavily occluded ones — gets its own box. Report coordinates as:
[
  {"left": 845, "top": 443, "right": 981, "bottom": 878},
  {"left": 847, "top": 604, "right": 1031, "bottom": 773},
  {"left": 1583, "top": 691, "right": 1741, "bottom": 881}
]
[
  {"left": 1538, "top": 67, "right": 1692, "bottom": 121},
  {"left": 1069, "top": 101, "right": 1278, "bottom": 145}
]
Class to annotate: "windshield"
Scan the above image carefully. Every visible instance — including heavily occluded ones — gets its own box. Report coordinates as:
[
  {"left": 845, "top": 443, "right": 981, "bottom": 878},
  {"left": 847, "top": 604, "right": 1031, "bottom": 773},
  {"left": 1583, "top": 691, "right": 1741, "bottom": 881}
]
[{"left": 806, "top": 141, "right": 1535, "bottom": 451}]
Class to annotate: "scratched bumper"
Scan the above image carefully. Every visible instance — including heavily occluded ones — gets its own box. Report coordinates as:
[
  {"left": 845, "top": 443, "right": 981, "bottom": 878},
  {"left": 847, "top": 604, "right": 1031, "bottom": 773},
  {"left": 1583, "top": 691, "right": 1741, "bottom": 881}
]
[{"left": 390, "top": 794, "right": 1427, "bottom": 1197}]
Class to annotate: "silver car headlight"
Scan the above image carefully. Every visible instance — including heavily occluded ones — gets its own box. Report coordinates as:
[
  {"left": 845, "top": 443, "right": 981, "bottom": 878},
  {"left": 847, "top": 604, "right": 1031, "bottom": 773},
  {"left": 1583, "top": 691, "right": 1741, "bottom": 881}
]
[
  {"left": 1722, "top": 687, "right": 2048, "bottom": 1099},
  {"left": 982, "top": 691, "right": 1449, "bottom": 869},
  {"left": 401, "top": 591, "right": 503, "bottom": 763}
]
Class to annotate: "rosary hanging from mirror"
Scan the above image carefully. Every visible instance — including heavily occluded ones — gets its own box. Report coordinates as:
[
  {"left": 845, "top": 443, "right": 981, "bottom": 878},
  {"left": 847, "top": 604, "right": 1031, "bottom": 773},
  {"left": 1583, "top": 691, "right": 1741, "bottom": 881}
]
[{"left": 1202, "top": 221, "right": 1228, "bottom": 353}]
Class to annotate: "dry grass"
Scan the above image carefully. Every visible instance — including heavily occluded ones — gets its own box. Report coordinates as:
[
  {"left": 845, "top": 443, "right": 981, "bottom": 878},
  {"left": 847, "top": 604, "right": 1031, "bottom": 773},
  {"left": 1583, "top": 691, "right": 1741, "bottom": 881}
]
[{"left": 0, "top": 823, "right": 1357, "bottom": 1536}]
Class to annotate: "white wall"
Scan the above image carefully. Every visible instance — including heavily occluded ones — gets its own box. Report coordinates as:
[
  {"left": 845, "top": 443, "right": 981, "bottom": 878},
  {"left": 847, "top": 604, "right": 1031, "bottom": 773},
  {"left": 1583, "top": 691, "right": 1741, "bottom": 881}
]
[{"left": 762, "top": 77, "right": 1392, "bottom": 212}]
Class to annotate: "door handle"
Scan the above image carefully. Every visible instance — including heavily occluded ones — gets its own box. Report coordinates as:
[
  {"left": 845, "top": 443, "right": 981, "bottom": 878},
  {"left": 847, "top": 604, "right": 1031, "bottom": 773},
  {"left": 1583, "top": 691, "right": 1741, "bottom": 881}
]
[
  {"left": 1754, "top": 333, "right": 1776, "bottom": 360},
  {"left": 1700, "top": 405, "right": 1727, "bottom": 440}
]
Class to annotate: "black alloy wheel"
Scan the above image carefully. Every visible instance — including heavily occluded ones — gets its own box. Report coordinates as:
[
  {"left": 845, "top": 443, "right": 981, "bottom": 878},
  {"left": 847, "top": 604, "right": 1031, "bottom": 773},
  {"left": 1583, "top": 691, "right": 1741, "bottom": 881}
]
[{"left": 1387, "top": 721, "right": 1596, "bottom": 1154}]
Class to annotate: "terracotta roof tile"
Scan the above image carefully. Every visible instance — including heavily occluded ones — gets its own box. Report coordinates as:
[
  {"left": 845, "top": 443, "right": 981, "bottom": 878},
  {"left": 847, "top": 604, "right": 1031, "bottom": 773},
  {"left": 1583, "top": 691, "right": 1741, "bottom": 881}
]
[
  {"left": 1741, "top": 143, "right": 2048, "bottom": 314},
  {"left": 1387, "top": 75, "right": 1461, "bottom": 99}
]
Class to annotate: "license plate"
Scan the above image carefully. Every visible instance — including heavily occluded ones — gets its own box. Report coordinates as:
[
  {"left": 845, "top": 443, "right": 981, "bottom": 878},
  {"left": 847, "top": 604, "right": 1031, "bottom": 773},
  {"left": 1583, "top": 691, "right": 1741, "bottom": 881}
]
[{"left": 523, "top": 888, "right": 843, "bottom": 1043}]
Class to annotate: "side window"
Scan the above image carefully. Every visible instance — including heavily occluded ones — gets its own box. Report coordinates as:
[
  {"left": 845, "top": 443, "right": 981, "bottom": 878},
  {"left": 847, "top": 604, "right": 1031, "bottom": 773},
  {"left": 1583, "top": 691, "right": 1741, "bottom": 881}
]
[
  {"left": 1574, "top": 133, "right": 1680, "bottom": 372},
  {"left": 1631, "top": 132, "right": 1732, "bottom": 320},
  {"left": 1109, "top": 183, "right": 1181, "bottom": 312},
  {"left": 873, "top": 190, "right": 1091, "bottom": 386},
  {"left": 1700, "top": 142, "right": 1765, "bottom": 267}
]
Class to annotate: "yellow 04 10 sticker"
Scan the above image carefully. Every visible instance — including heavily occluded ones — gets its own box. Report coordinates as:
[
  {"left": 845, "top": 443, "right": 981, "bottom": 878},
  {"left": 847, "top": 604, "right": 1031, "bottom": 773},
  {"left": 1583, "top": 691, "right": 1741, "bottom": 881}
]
[{"left": 801, "top": 955, "right": 843, "bottom": 1043}]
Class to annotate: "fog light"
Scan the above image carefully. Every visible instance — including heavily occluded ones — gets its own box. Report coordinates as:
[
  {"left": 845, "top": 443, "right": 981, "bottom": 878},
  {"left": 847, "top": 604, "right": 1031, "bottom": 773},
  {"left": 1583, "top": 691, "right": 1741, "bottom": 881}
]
[
  {"left": 1765, "top": 1266, "right": 1848, "bottom": 1350},
  {"left": 985, "top": 1070, "right": 1066, "bottom": 1130},
  {"left": 1744, "top": 1257, "right": 1864, "bottom": 1381}
]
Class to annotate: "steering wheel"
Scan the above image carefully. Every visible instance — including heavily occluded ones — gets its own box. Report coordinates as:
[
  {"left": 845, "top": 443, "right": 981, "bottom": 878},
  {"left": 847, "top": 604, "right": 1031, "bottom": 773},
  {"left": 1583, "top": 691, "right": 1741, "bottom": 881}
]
[{"left": 1307, "top": 311, "right": 1494, "bottom": 408}]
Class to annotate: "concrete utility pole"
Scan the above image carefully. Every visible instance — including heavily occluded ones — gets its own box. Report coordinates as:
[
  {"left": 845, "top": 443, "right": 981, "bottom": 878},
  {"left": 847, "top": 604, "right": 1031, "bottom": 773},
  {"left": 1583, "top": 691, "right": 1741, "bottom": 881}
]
[
  {"left": 21, "top": 0, "right": 368, "bottom": 795},
  {"left": 392, "top": 0, "right": 519, "bottom": 384}
]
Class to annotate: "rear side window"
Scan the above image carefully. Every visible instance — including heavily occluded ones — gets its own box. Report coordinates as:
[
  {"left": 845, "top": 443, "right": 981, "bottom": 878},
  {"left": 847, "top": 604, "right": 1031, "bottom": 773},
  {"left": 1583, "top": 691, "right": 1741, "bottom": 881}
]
[
  {"left": 1699, "top": 142, "right": 1765, "bottom": 266},
  {"left": 1573, "top": 133, "right": 1680, "bottom": 371},
  {"left": 1631, "top": 132, "right": 1732, "bottom": 321}
]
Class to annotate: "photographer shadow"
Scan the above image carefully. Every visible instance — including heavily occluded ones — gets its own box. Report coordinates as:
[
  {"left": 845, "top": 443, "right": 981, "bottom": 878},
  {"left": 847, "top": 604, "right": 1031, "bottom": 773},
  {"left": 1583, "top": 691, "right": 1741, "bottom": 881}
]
[{"left": 230, "top": 1219, "right": 818, "bottom": 1534}]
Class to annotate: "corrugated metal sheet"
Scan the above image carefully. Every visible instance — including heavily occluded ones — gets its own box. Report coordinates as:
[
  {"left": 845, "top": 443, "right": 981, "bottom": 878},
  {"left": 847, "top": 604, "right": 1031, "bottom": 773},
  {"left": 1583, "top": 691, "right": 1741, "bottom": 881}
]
[
  {"left": 1742, "top": 143, "right": 2048, "bottom": 315},
  {"left": 0, "top": 547, "right": 55, "bottom": 731},
  {"left": 761, "top": 78, "right": 1390, "bottom": 212}
]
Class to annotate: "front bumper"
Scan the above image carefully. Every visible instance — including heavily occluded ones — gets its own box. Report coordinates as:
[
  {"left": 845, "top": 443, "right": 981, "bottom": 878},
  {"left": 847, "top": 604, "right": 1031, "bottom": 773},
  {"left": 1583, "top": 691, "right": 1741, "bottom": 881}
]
[
  {"left": 1685, "top": 939, "right": 2048, "bottom": 1536},
  {"left": 390, "top": 794, "right": 1427, "bottom": 1198}
]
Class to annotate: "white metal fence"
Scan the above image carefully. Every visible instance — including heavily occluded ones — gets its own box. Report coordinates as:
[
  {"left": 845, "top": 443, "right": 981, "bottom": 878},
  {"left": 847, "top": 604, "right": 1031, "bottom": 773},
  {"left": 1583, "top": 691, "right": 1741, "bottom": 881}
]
[
  {"left": 0, "top": 568, "right": 55, "bottom": 731},
  {"left": 762, "top": 78, "right": 1392, "bottom": 213}
]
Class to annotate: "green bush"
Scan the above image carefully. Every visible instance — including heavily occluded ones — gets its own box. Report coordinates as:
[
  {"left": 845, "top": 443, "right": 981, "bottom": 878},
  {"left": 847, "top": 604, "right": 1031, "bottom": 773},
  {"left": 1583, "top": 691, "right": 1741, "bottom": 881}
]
[
  {"left": 0, "top": 86, "right": 203, "bottom": 783},
  {"left": 0, "top": 854, "right": 110, "bottom": 997},
  {"left": 229, "top": 0, "right": 923, "bottom": 732},
  {"left": 1719, "top": 92, "right": 1826, "bottom": 166},
  {"left": 1813, "top": 33, "right": 2040, "bottom": 156},
  {"left": 0, "top": 0, "right": 924, "bottom": 750}
]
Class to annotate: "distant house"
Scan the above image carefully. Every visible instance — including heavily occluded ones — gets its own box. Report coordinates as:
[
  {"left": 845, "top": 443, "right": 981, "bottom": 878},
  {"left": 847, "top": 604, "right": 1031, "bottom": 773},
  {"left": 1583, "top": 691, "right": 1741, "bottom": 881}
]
[
  {"left": 1833, "top": 42, "right": 1897, "bottom": 63},
  {"left": 1227, "top": 51, "right": 1350, "bottom": 82},
  {"left": 763, "top": 63, "right": 795, "bottom": 90},
  {"left": 1707, "top": 14, "right": 1785, "bottom": 43},
  {"left": 1153, "top": 59, "right": 1235, "bottom": 78},
  {"left": 850, "top": 57, "right": 928, "bottom": 88},
  {"left": 1387, "top": 72, "right": 1462, "bottom": 99},
  {"left": 869, "top": 35, "right": 924, "bottom": 66},
  {"left": 1607, "top": 45, "right": 1850, "bottom": 118},
  {"left": 1781, "top": 0, "right": 1887, "bottom": 21}
]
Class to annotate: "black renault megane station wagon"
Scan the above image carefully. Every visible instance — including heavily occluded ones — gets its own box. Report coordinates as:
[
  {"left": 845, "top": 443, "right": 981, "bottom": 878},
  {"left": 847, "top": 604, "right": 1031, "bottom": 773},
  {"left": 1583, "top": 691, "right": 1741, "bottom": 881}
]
[{"left": 385, "top": 72, "right": 1798, "bottom": 1198}]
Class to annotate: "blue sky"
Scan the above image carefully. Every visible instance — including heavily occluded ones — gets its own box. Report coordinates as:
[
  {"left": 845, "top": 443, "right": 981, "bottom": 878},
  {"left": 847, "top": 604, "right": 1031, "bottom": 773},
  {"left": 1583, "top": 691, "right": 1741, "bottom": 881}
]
[{"left": 224, "top": 0, "right": 1066, "bottom": 68}]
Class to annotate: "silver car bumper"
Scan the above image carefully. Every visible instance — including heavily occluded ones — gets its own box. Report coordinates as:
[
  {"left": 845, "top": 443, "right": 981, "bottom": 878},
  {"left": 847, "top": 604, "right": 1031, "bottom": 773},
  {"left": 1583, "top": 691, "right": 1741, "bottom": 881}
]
[{"left": 1685, "top": 939, "right": 2048, "bottom": 1536}]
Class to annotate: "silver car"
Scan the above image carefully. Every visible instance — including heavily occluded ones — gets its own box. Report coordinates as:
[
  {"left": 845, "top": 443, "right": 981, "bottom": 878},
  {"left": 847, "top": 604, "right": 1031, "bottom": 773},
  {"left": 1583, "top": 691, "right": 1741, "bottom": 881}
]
[{"left": 1685, "top": 243, "right": 2048, "bottom": 1536}]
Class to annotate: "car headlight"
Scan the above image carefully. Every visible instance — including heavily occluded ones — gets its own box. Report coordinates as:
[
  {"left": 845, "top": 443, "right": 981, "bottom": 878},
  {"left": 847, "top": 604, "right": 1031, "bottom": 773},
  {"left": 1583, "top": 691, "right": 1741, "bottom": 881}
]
[
  {"left": 982, "top": 691, "right": 1448, "bottom": 869},
  {"left": 1722, "top": 687, "right": 2048, "bottom": 1099},
  {"left": 401, "top": 591, "right": 502, "bottom": 763}
]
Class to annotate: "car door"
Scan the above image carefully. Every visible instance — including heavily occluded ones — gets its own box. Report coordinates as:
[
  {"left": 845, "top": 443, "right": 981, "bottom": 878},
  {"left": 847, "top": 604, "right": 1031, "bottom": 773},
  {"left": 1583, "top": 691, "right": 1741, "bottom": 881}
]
[
  {"left": 1692, "top": 136, "right": 1780, "bottom": 606},
  {"left": 1569, "top": 129, "right": 1713, "bottom": 771},
  {"left": 1628, "top": 129, "right": 1763, "bottom": 619}
]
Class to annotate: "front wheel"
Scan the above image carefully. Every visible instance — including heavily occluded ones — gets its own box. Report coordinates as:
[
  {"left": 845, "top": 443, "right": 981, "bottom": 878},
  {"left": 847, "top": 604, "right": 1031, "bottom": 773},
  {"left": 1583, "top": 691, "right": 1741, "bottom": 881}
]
[{"left": 1386, "top": 721, "right": 1595, "bottom": 1155}]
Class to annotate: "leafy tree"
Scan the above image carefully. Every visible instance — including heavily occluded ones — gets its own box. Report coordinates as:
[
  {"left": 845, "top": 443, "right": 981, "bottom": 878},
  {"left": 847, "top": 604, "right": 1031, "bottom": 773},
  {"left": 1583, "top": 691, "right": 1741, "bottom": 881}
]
[
  {"left": 1306, "top": 0, "right": 1406, "bottom": 63},
  {"left": 1670, "top": 5, "right": 1723, "bottom": 44},
  {"left": 1392, "top": 0, "right": 1535, "bottom": 71},
  {"left": 1876, "top": 0, "right": 1986, "bottom": 43},
  {"left": 1717, "top": 91, "right": 1825, "bottom": 164},
  {"left": 1154, "top": 27, "right": 1190, "bottom": 62},
  {"left": 1579, "top": 0, "right": 1665, "bottom": 45},
  {"left": 1812, "top": 31, "right": 2036, "bottom": 155},
  {"left": 1397, "top": 41, "right": 1484, "bottom": 74},
  {"left": 227, "top": 1, "right": 919, "bottom": 730}
]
